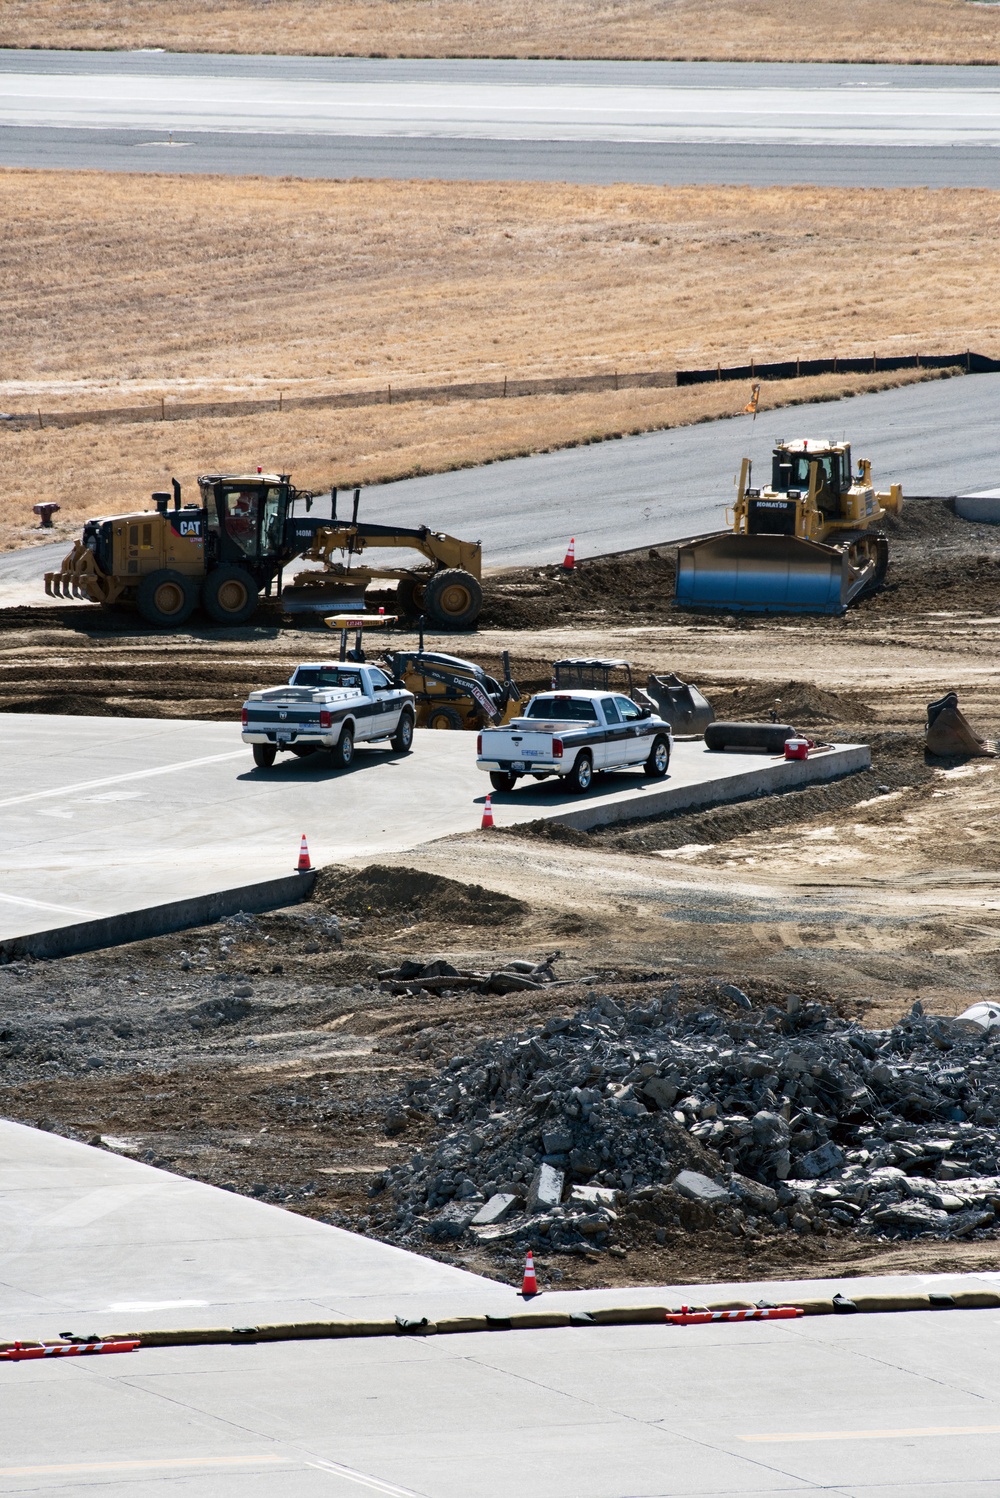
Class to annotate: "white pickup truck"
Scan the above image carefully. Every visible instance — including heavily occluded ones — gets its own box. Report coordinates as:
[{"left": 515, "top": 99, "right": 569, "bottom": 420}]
[
  {"left": 477, "top": 689, "right": 672, "bottom": 794},
  {"left": 241, "top": 662, "right": 415, "bottom": 769}
]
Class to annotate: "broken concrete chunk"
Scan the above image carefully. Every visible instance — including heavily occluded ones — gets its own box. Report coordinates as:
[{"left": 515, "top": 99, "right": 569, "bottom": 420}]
[
  {"left": 719, "top": 984, "right": 752, "bottom": 1010},
  {"left": 751, "top": 1110, "right": 789, "bottom": 1148},
  {"left": 471, "top": 1192, "right": 518, "bottom": 1227},
  {"left": 642, "top": 1076, "right": 679, "bottom": 1110},
  {"left": 542, "top": 1127, "right": 574, "bottom": 1156},
  {"left": 526, "top": 1163, "right": 564, "bottom": 1213},
  {"left": 729, "top": 1173, "right": 780, "bottom": 1216},
  {"left": 569, "top": 1184, "right": 619, "bottom": 1208},
  {"left": 673, "top": 1170, "right": 730, "bottom": 1207},
  {"left": 956, "top": 1002, "right": 1000, "bottom": 1034},
  {"left": 798, "top": 1141, "right": 846, "bottom": 1178}
]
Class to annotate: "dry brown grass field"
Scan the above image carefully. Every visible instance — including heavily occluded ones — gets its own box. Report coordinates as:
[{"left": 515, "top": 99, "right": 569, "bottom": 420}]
[
  {"left": 3, "top": 170, "right": 998, "bottom": 548},
  {"left": 3, "top": 0, "right": 1000, "bottom": 64}
]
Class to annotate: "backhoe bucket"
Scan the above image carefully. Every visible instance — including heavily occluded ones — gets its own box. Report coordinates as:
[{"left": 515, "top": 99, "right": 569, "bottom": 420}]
[
  {"left": 281, "top": 579, "right": 368, "bottom": 616},
  {"left": 675, "top": 533, "right": 874, "bottom": 616}
]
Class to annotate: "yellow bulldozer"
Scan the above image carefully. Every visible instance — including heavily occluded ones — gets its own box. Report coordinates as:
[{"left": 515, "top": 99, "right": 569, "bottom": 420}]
[
  {"left": 44, "top": 475, "right": 483, "bottom": 630},
  {"left": 674, "top": 439, "right": 902, "bottom": 615}
]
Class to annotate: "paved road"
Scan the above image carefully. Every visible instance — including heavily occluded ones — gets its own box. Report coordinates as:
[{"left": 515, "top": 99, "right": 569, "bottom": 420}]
[
  {"left": 2, "top": 375, "right": 998, "bottom": 594},
  {"left": 7, "top": 1120, "right": 1000, "bottom": 1498},
  {"left": 2, "top": 51, "right": 1000, "bottom": 186},
  {"left": 347, "top": 372, "right": 1000, "bottom": 566},
  {"left": 0, "top": 715, "right": 860, "bottom": 947}
]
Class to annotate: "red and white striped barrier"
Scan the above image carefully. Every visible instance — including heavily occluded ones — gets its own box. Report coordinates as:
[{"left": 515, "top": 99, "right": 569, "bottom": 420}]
[
  {"left": 666, "top": 1306, "right": 803, "bottom": 1326},
  {"left": 0, "top": 1339, "right": 140, "bottom": 1362}
]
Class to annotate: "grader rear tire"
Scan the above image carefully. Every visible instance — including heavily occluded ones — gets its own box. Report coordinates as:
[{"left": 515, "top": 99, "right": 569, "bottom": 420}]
[
  {"left": 202, "top": 565, "right": 259, "bottom": 625},
  {"left": 136, "top": 569, "right": 198, "bottom": 627}
]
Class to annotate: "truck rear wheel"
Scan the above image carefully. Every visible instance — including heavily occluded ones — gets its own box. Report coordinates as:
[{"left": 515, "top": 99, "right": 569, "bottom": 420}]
[
  {"left": 424, "top": 569, "right": 482, "bottom": 629},
  {"left": 252, "top": 744, "right": 276, "bottom": 768},
  {"left": 136, "top": 569, "right": 197, "bottom": 627},
  {"left": 567, "top": 751, "right": 593, "bottom": 794},
  {"left": 490, "top": 771, "right": 518, "bottom": 791},
  {"left": 332, "top": 723, "right": 355, "bottom": 769},
  {"left": 203, "top": 565, "right": 259, "bottom": 625}
]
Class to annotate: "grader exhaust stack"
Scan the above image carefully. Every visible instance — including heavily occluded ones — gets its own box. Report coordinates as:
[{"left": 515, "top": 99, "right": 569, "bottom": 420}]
[{"left": 675, "top": 441, "right": 902, "bottom": 616}]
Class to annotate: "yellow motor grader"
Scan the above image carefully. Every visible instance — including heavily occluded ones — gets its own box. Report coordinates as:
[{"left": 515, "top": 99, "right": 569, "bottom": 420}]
[
  {"left": 675, "top": 439, "right": 902, "bottom": 615},
  {"left": 44, "top": 476, "right": 483, "bottom": 629}
]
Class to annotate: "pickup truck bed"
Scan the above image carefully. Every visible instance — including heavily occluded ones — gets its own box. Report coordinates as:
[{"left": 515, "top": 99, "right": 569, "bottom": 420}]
[{"left": 477, "top": 689, "right": 671, "bottom": 794}]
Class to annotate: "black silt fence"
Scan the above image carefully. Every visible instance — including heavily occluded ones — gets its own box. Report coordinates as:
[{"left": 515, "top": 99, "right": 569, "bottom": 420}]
[{"left": 676, "top": 350, "right": 1000, "bottom": 386}]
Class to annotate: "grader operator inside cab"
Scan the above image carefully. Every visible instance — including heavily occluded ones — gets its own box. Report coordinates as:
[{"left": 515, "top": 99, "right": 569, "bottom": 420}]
[
  {"left": 44, "top": 474, "right": 483, "bottom": 630},
  {"left": 674, "top": 439, "right": 902, "bottom": 615}
]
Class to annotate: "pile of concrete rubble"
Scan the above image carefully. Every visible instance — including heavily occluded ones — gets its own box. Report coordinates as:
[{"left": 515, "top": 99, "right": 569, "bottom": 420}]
[{"left": 372, "top": 987, "right": 1000, "bottom": 1256}]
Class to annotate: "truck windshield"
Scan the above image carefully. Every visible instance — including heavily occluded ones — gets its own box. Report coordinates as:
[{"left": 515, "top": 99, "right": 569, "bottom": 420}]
[
  {"left": 293, "top": 667, "right": 362, "bottom": 689},
  {"left": 525, "top": 697, "right": 598, "bottom": 721}
]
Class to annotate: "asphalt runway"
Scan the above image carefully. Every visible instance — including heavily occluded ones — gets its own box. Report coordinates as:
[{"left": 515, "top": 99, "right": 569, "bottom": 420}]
[
  {"left": 7, "top": 1120, "right": 1000, "bottom": 1498},
  {"left": 2, "top": 51, "right": 1000, "bottom": 186},
  {"left": 0, "top": 715, "right": 862, "bottom": 946}
]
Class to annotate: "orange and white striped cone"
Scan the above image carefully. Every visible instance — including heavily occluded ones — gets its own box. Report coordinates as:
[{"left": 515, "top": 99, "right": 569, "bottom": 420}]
[
  {"left": 562, "top": 537, "right": 576, "bottom": 570},
  {"left": 296, "top": 834, "right": 312, "bottom": 872},
  {"left": 521, "top": 1250, "right": 538, "bottom": 1298},
  {"left": 481, "top": 795, "right": 495, "bottom": 830}
]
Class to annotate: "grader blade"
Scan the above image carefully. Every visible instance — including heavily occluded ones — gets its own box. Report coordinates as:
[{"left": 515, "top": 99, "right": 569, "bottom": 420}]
[
  {"left": 675, "top": 533, "right": 876, "bottom": 616},
  {"left": 281, "top": 579, "right": 368, "bottom": 616}
]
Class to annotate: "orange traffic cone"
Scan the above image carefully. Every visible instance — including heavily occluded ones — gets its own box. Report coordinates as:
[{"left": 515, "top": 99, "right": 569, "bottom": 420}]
[
  {"left": 481, "top": 795, "right": 495, "bottom": 830},
  {"left": 296, "top": 834, "right": 312, "bottom": 872},
  {"left": 562, "top": 537, "right": 576, "bottom": 570},
  {"left": 521, "top": 1250, "right": 538, "bottom": 1298}
]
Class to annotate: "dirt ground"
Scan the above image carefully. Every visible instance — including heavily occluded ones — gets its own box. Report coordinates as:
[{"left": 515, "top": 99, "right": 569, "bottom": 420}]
[
  {"left": 3, "top": 168, "right": 995, "bottom": 548},
  {"left": 4, "top": 0, "right": 1000, "bottom": 65},
  {"left": 4, "top": 496, "right": 1000, "bottom": 1291}
]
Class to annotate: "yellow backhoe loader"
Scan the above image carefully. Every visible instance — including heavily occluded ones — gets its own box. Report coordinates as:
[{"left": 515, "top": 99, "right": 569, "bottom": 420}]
[
  {"left": 675, "top": 439, "right": 902, "bottom": 615},
  {"left": 44, "top": 476, "right": 482, "bottom": 629}
]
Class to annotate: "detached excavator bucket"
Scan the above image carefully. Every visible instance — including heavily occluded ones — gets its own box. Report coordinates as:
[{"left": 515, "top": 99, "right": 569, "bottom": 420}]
[
  {"left": 642, "top": 672, "right": 715, "bottom": 736},
  {"left": 675, "top": 533, "right": 871, "bottom": 616},
  {"left": 281, "top": 579, "right": 368, "bottom": 616}
]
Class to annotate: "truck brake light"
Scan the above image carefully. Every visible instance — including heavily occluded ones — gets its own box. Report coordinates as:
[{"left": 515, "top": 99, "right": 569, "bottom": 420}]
[
  {"left": 241, "top": 708, "right": 248, "bottom": 728},
  {"left": 319, "top": 710, "right": 333, "bottom": 729},
  {"left": 552, "top": 738, "right": 563, "bottom": 759},
  {"left": 477, "top": 733, "right": 482, "bottom": 755}
]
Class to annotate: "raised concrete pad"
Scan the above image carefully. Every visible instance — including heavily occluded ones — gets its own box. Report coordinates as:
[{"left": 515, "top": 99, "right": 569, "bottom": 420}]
[
  {"left": 0, "top": 714, "right": 867, "bottom": 954},
  {"left": 956, "top": 487, "right": 1000, "bottom": 524},
  {"left": 5, "top": 1122, "right": 1000, "bottom": 1498}
]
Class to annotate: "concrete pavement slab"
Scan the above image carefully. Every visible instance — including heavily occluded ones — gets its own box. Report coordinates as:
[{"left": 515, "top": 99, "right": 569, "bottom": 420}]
[
  {"left": 0, "top": 713, "right": 866, "bottom": 951},
  {"left": 9, "top": 1124, "right": 1000, "bottom": 1495}
]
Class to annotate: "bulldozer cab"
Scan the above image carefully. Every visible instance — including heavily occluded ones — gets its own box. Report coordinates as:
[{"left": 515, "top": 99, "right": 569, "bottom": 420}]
[
  {"left": 199, "top": 474, "right": 293, "bottom": 577},
  {"left": 770, "top": 443, "right": 851, "bottom": 518}
]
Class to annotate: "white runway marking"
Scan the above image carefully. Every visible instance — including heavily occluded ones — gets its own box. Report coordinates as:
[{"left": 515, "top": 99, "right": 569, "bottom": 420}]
[
  {"left": 0, "top": 748, "right": 245, "bottom": 810},
  {"left": 308, "top": 1458, "right": 425, "bottom": 1496}
]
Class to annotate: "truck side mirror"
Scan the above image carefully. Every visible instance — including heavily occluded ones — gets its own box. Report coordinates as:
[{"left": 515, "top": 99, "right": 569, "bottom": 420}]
[{"left": 639, "top": 705, "right": 651, "bottom": 718}]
